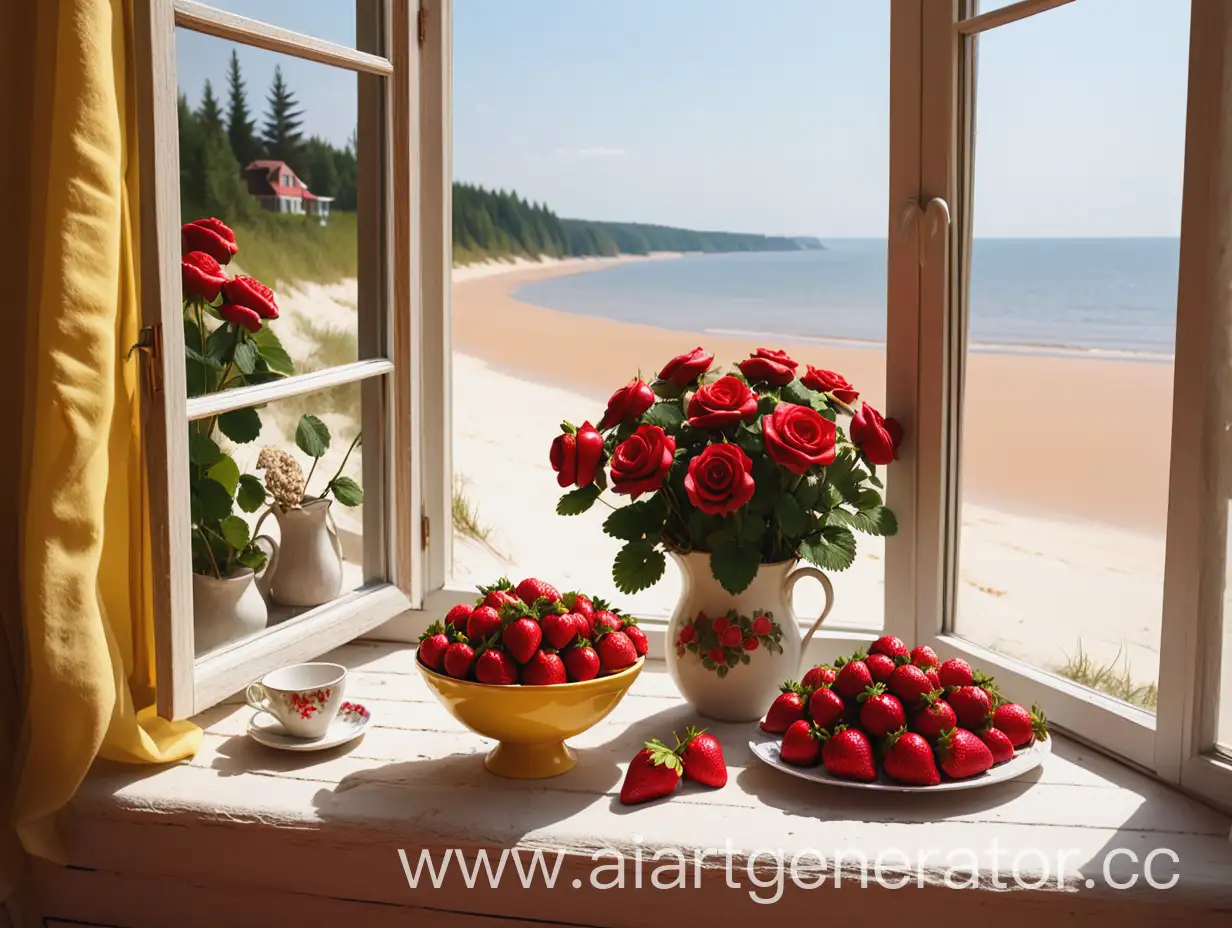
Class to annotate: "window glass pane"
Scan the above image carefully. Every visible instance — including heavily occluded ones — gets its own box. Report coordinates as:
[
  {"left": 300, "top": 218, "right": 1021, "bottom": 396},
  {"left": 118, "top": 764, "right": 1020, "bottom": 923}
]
[
  {"left": 189, "top": 383, "right": 369, "bottom": 657},
  {"left": 953, "top": 0, "right": 1189, "bottom": 712},
  {"left": 450, "top": 2, "right": 889, "bottom": 627},
  {"left": 182, "top": 1, "right": 363, "bottom": 51},
  {"left": 176, "top": 31, "right": 364, "bottom": 384}
]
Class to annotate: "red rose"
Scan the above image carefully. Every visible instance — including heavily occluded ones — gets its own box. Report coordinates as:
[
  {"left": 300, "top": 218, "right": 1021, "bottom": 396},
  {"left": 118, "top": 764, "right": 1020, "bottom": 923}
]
[
  {"left": 712, "top": 616, "right": 730, "bottom": 634},
  {"left": 219, "top": 303, "right": 262, "bottom": 333},
  {"left": 598, "top": 378, "right": 655, "bottom": 431},
  {"left": 752, "top": 615, "right": 772, "bottom": 636},
  {"left": 610, "top": 424, "right": 675, "bottom": 499},
  {"left": 679, "top": 623, "right": 696, "bottom": 644},
  {"left": 801, "top": 365, "right": 859, "bottom": 405},
  {"left": 684, "top": 443, "right": 755, "bottom": 516},
  {"left": 850, "top": 402, "right": 903, "bottom": 466},
  {"left": 743, "top": 636, "right": 759, "bottom": 651},
  {"left": 659, "top": 347, "right": 714, "bottom": 386},
  {"left": 720, "top": 626, "right": 742, "bottom": 648},
  {"left": 181, "top": 218, "right": 238, "bottom": 265},
  {"left": 737, "top": 348, "right": 798, "bottom": 386},
  {"left": 222, "top": 275, "right": 279, "bottom": 319},
  {"left": 181, "top": 251, "right": 228, "bottom": 301},
  {"left": 686, "top": 376, "right": 759, "bottom": 429},
  {"left": 762, "top": 402, "right": 837, "bottom": 475},
  {"left": 550, "top": 421, "right": 604, "bottom": 488}
]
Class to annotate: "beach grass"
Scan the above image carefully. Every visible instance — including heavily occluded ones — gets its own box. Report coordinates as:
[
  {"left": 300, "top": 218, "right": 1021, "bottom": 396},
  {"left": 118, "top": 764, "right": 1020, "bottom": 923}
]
[
  {"left": 452, "top": 477, "right": 491, "bottom": 543},
  {"left": 231, "top": 211, "right": 359, "bottom": 288},
  {"left": 1054, "top": 641, "right": 1158, "bottom": 710}
]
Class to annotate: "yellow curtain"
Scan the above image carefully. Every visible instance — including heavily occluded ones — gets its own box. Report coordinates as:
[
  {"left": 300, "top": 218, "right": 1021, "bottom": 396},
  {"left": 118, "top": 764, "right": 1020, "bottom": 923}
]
[{"left": 4, "top": 0, "right": 201, "bottom": 862}]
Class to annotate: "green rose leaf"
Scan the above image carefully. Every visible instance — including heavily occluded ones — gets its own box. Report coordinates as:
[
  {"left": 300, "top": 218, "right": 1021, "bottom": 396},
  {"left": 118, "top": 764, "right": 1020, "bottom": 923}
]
[
  {"left": 736, "top": 422, "right": 765, "bottom": 455},
  {"left": 556, "top": 484, "right": 601, "bottom": 515},
  {"left": 218, "top": 406, "right": 261, "bottom": 444},
  {"left": 688, "top": 509, "right": 721, "bottom": 547},
  {"left": 710, "top": 538, "right": 761, "bottom": 594},
  {"left": 188, "top": 432, "right": 221, "bottom": 468},
  {"left": 195, "top": 477, "right": 234, "bottom": 522},
  {"left": 205, "top": 324, "right": 235, "bottom": 363},
  {"left": 781, "top": 379, "right": 816, "bottom": 406},
  {"left": 236, "top": 473, "right": 266, "bottom": 513},
  {"left": 233, "top": 340, "right": 259, "bottom": 375},
  {"left": 798, "top": 524, "right": 857, "bottom": 572},
  {"left": 740, "top": 513, "right": 766, "bottom": 544},
  {"left": 775, "top": 493, "right": 808, "bottom": 538},
  {"left": 829, "top": 506, "right": 898, "bottom": 537},
  {"left": 795, "top": 473, "right": 823, "bottom": 509},
  {"left": 206, "top": 454, "right": 240, "bottom": 496},
  {"left": 330, "top": 476, "right": 364, "bottom": 507},
  {"left": 249, "top": 325, "right": 295, "bottom": 375},
  {"left": 295, "top": 414, "right": 331, "bottom": 458},
  {"left": 642, "top": 402, "right": 685, "bottom": 432},
  {"left": 219, "top": 514, "right": 251, "bottom": 550},
  {"left": 612, "top": 540, "right": 666, "bottom": 594}
]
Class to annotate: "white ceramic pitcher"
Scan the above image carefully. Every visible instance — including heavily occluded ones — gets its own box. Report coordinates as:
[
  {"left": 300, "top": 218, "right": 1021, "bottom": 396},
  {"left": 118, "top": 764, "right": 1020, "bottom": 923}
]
[
  {"left": 193, "top": 567, "right": 270, "bottom": 655},
  {"left": 253, "top": 497, "right": 344, "bottom": 608}
]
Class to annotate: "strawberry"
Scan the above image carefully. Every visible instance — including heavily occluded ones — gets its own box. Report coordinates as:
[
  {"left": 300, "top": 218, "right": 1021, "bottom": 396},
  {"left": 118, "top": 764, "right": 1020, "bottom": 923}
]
[
  {"left": 865, "top": 652, "right": 897, "bottom": 685},
  {"left": 502, "top": 617, "right": 543, "bottom": 664},
  {"left": 679, "top": 727, "right": 727, "bottom": 788},
  {"left": 779, "top": 719, "right": 822, "bottom": 766},
  {"left": 883, "top": 727, "right": 941, "bottom": 786},
  {"left": 807, "top": 682, "right": 847, "bottom": 729},
  {"left": 597, "top": 630, "right": 638, "bottom": 672},
  {"left": 417, "top": 623, "right": 449, "bottom": 671},
  {"left": 522, "top": 650, "right": 567, "bottom": 685},
  {"left": 821, "top": 725, "right": 877, "bottom": 781},
  {"left": 752, "top": 615, "right": 773, "bottom": 636},
  {"left": 925, "top": 669, "right": 942, "bottom": 691},
  {"left": 910, "top": 689, "right": 958, "bottom": 740},
  {"left": 801, "top": 664, "right": 836, "bottom": 689},
  {"left": 992, "top": 702, "right": 1049, "bottom": 747},
  {"left": 937, "top": 656, "right": 973, "bottom": 688},
  {"left": 980, "top": 727, "right": 1016, "bottom": 765},
  {"left": 620, "top": 739, "right": 683, "bottom": 804},
  {"left": 936, "top": 727, "right": 994, "bottom": 779},
  {"left": 869, "top": 635, "right": 909, "bottom": 660},
  {"left": 719, "top": 626, "right": 742, "bottom": 648},
  {"left": 475, "top": 649, "right": 518, "bottom": 685},
  {"left": 563, "top": 641, "right": 600, "bottom": 681},
  {"left": 834, "top": 654, "right": 873, "bottom": 699},
  {"left": 762, "top": 683, "right": 808, "bottom": 733},
  {"left": 888, "top": 663, "right": 933, "bottom": 706},
  {"left": 625, "top": 624, "right": 649, "bottom": 656},
  {"left": 712, "top": 615, "right": 730, "bottom": 634},
  {"left": 516, "top": 577, "right": 560, "bottom": 605},
  {"left": 593, "top": 610, "right": 623, "bottom": 634},
  {"left": 949, "top": 684, "right": 994, "bottom": 729},
  {"left": 485, "top": 589, "right": 520, "bottom": 611},
  {"left": 910, "top": 645, "right": 940, "bottom": 670},
  {"left": 564, "top": 592, "right": 596, "bottom": 626},
  {"left": 444, "top": 603, "right": 472, "bottom": 630},
  {"left": 540, "top": 612, "right": 578, "bottom": 650},
  {"left": 742, "top": 636, "right": 759, "bottom": 652},
  {"left": 566, "top": 612, "right": 590, "bottom": 639},
  {"left": 443, "top": 641, "right": 475, "bottom": 679},
  {"left": 466, "top": 605, "right": 502, "bottom": 642},
  {"left": 858, "top": 683, "right": 906, "bottom": 738}
]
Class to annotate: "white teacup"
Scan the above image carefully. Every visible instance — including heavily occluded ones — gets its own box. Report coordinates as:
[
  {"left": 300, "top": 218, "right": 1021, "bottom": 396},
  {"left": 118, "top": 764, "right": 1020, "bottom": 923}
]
[{"left": 246, "top": 662, "right": 347, "bottom": 739}]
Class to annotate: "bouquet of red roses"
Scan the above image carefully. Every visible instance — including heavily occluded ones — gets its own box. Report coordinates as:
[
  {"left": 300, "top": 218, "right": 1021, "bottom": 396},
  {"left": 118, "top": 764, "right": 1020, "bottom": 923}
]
[{"left": 551, "top": 347, "right": 902, "bottom": 595}]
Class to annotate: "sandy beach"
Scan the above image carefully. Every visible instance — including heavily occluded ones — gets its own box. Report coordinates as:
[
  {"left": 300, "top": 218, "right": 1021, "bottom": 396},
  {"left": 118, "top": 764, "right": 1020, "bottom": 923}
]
[{"left": 450, "top": 255, "right": 1172, "bottom": 698}]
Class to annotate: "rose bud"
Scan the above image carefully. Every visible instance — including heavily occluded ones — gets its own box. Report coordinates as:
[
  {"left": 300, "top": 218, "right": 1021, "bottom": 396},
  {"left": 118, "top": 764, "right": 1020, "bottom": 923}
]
[
  {"left": 219, "top": 303, "right": 262, "bottom": 333},
  {"left": 737, "top": 348, "right": 798, "bottom": 386},
  {"left": 597, "top": 378, "right": 655, "bottom": 431},
  {"left": 801, "top": 365, "right": 859, "bottom": 405},
  {"left": 610, "top": 425, "right": 675, "bottom": 499},
  {"left": 550, "top": 421, "right": 603, "bottom": 488},
  {"left": 686, "top": 375, "right": 759, "bottom": 429},
  {"left": 763, "top": 403, "right": 837, "bottom": 474},
  {"left": 181, "top": 251, "right": 228, "bottom": 302},
  {"left": 181, "top": 217, "right": 238, "bottom": 265},
  {"left": 684, "top": 443, "right": 755, "bottom": 516},
  {"left": 222, "top": 275, "right": 279, "bottom": 319},
  {"left": 850, "top": 402, "right": 903, "bottom": 466},
  {"left": 658, "top": 346, "right": 714, "bottom": 387}
]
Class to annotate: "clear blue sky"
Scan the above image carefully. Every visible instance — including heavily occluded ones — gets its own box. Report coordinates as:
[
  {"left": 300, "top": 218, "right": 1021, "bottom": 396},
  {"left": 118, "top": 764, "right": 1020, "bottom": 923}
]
[{"left": 179, "top": 0, "right": 1189, "bottom": 238}]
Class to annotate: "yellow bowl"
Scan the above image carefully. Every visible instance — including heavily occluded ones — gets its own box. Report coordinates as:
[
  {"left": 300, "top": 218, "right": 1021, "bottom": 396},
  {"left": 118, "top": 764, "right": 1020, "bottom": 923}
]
[{"left": 417, "top": 658, "right": 644, "bottom": 779}]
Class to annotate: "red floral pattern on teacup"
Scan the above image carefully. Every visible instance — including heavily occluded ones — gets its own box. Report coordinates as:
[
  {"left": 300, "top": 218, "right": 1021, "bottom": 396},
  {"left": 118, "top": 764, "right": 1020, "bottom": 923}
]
[{"left": 287, "top": 687, "right": 333, "bottom": 719}]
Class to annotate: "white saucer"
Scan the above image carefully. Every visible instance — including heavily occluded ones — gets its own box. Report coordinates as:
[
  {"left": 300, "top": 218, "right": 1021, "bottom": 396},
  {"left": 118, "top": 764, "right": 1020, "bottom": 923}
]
[{"left": 247, "top": 702, "right": 371, "bottom": 752}]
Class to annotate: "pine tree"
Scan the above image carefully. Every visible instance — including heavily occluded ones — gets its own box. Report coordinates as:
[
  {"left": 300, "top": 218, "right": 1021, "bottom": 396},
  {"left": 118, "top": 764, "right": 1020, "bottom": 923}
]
[
  {"left": 226, "top": 50, "right": 262, "bottom": 168},
  {"left": 262, "top": 65, "right": 304, "bottom": 170},
  {"left": 198, "top": 79, "right": 223, "bottom": 133}
]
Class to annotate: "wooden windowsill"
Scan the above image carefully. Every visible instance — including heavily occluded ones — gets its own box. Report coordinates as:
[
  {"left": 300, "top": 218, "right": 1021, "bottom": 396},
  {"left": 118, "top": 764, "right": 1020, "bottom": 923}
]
[{"left": 39, "top": 642, "right": 1232, "bottom": 926}]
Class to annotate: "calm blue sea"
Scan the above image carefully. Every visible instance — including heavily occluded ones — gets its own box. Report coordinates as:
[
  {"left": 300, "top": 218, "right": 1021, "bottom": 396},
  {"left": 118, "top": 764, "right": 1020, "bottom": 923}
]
[{"left": 512, "top": 238, "right": 1181, "bottom": 360}]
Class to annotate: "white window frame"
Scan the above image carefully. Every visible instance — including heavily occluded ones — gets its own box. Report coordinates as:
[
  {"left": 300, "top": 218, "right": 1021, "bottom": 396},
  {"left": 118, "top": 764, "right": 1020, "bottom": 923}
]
[{"left": 134, "top": 0, "right": 423, "bottom": 719}]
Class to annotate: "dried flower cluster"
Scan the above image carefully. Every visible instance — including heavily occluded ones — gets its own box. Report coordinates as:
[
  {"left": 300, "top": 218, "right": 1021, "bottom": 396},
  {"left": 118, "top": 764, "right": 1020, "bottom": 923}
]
[{"left": 257, "top": 446, "right": 305, "bottom": 510}]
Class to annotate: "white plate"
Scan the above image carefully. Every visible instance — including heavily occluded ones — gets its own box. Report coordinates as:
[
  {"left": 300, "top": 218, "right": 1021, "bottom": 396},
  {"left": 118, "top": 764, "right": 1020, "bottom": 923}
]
[
  {"left": 749, "top": 729, "right": 1050, "bottom": 792},
  {"left": 247, "top": 702, "right": 371, "bottom": 752}
]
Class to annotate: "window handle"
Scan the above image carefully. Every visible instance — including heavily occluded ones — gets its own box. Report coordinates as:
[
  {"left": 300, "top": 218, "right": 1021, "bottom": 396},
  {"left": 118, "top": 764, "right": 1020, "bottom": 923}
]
[{"left": 899, "top": 197, "right": 951, "bottom": 268}]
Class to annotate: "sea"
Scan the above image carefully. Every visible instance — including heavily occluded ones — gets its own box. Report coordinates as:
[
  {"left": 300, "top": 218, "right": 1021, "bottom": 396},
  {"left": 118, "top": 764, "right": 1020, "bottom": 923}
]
[{"left": 512, "top": 238, "right": 1181, "bottom": 362}]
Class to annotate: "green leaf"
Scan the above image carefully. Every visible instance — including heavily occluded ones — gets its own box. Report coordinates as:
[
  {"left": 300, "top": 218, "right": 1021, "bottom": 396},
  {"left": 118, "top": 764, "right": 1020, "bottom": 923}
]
[
  {"left": 688, "top": 509, "right": 720, "bottom": 547},
  {"left": 829, "top": 506, "right": 898, "bottom": 537},
  {"left": 795, "top": 473, "right": 823, "bottom": 509},
  {"left": 330, "top": 475, "right": 364, "bottom": 507},
  {"left": 709, "top": 539, "right": 761, "bottom": 594},
  {"left": 295, "top": 414, "right": 331, "bottom": 458},
  {"left": 775, "top": 493, "right": 808, "bottom": 538},
  {"left": 236, "top": 473, "right": 266, "bottom": 513},
  {"left": 853, "top": 488, "right": 882, "bottom": 511},
  {"left": 206, "top": 324, "right": 235, "bottom": 363},
  {"left": 747, "top": 453, "right": 780, "bottom": 516},
  {"left": 219, "top": 514, "right": 250, "bottom": 550},
  {"left": 218, "top": 406, "right": 261, "bottom": 444},
  {"left": 603, "top": 500, "right": 666, "bottom": 542},
  {"left": 735, "top": 423, "right": 765, "bottom": 455},
  {"left": 236, "top": 543, "right": 268, "bottom": 572},
  {"left": 642, "top": 402, "right": 685, "bottom": 431},
  {"left": 740, "top": 513, "right": 766, "bottom": 543},
  {"left": 798, "top": 525, "right": 857, "bottom": 572},
  {"left": 188, "top": 432, "right": 221, "bottom": 468},
  {"left": 612, "top": 540, "right": 666, "bottom": 594},
  {"left": 250, "top": 325, "right": 295, "bottom": 375},
  {"left": 233, "top": 340, "right": 258, "bottom": 375},
  {"left": 194, "top": 477, "right": 234, "bottom": 522},
  {"left": 781, "top": 379, "right": 817, "bottom": 406},
  {"left": 206, "top": 454, "right": 240, "bottom": 496},
  {"left": 556, "top": 484, "right": 601, "bottom": 515}
]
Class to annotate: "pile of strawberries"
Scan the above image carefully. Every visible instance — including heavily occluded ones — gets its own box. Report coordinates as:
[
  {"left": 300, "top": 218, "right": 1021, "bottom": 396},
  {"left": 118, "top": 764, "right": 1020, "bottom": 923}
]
[
  {"left": 761, "top": 635, "right": 1049, "bottom": 785},
  {"left": 417, "top": 577, "right": 648, "bottom": 685},
  {"left": 619, "top": 726, "right": 727, "bottom": 805}
]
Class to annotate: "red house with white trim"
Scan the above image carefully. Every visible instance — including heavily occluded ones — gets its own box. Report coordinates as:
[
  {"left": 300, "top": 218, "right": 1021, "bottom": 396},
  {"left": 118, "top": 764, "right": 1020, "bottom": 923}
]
[{"left": 243, "top": 159, "right": 333, "bottom": 224}]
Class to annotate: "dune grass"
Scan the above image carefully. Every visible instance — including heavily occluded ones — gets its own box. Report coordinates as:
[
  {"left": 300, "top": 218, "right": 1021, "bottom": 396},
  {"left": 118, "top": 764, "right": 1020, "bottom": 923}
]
[
  {"left": 230, "top": 211, "right": 359, "bottom": 288},
  {"left": 452, "top": 477, "right": 491, "bottom": 542},
  {"left": 1054, "top": 641, "right": 1158, "bottom": 710}
]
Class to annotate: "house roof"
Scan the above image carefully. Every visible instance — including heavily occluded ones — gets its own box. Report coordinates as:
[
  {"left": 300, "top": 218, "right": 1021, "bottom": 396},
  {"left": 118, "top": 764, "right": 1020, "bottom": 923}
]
[{"left": 244, "top": 159, "right": 333, "bottom": 201}]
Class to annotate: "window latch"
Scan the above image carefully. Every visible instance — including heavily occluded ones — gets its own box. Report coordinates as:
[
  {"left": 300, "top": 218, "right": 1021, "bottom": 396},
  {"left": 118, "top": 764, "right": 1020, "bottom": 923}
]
[{"left": 126, "top": 323, "right": 164, "bottom": 394}]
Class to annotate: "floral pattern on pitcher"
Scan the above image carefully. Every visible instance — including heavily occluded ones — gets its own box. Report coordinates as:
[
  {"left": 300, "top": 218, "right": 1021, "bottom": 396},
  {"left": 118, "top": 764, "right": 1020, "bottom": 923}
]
[{"left": 675, "top": 609, "right": 784, "bottom": 677}]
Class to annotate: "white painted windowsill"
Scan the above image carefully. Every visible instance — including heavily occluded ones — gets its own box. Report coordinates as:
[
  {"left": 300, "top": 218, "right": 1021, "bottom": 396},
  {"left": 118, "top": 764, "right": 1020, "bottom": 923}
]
[{"left": 39, "top": 642, "right": 1232, "bottom": 926}]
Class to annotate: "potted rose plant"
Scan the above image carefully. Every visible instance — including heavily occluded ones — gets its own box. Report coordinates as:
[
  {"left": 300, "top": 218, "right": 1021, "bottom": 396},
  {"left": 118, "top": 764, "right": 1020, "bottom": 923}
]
[{"left": 550, "top": 346, "right": 902, "bottom": 720}]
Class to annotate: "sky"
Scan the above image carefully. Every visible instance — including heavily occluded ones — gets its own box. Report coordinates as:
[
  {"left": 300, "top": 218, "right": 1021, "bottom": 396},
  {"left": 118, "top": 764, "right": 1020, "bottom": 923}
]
[{"left": 178, "top": 0, "right": 1190, "bottom": 238}]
